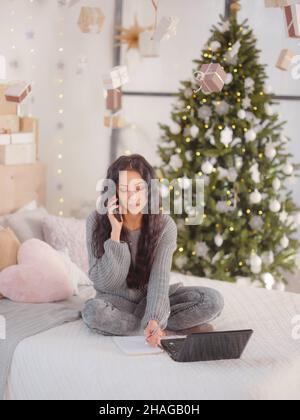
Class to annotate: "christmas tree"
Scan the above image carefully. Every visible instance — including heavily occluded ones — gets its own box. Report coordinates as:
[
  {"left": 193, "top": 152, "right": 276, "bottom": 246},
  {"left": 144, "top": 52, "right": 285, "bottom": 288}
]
[{"left": 157, "top": 12, "right": 300, "bottom": 289}]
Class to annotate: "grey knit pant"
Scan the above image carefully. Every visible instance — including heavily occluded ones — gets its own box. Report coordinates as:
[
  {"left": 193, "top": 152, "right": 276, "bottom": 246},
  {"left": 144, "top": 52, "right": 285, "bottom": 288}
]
[{"left": 81, "top": 285, "right": 224, "bottom": 336}]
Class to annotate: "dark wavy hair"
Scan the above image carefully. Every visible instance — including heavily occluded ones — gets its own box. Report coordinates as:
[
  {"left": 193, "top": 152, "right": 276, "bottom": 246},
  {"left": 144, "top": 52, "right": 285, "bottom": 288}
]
[{"left": 91, "top": 154, "right": 164, "bottom": 291}]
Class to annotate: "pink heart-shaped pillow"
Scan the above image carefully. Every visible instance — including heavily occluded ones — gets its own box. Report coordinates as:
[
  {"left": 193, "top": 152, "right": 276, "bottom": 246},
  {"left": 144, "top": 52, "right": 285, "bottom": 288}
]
[{"left": 0, "top": 238, "right": 73, "bottom": 303}]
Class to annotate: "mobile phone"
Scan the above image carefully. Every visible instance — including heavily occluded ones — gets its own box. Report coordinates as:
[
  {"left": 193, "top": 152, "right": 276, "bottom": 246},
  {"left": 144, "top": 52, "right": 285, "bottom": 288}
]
[{"left": 113, "top": 195, "right": 123, "bottom": 223}]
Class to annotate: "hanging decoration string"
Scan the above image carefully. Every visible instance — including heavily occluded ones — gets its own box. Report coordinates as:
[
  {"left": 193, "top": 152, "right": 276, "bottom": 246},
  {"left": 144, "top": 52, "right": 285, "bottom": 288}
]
[{"left": 151, "top": 0, "right": 159, "bottom": 38}]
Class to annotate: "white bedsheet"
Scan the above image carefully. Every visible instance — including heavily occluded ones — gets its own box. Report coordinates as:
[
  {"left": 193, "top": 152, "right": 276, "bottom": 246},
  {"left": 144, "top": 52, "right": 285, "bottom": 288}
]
[{"left": 5, "top": 273, "right": 300, "bottom": 400}]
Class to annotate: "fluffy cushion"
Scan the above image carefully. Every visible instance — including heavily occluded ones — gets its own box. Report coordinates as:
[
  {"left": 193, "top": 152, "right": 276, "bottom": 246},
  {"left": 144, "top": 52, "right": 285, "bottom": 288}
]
[
  {"left": 0, "top": 227, "right": 21, "bottom": 271},
  {"left": 42, "top": 215, "right": 88, "bottom": 274},
  {"left": 0, "top": 239, "right": 73, "bottom": 303},
  {"left": 5, "top": 207, "right": 48, "bottom": 243}
]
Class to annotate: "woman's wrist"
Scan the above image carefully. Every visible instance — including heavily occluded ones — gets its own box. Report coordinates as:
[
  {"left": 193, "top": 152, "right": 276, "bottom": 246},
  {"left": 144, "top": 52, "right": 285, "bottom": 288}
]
[{"left": 110, "top": 230, "right": 121, "bottom": 242}]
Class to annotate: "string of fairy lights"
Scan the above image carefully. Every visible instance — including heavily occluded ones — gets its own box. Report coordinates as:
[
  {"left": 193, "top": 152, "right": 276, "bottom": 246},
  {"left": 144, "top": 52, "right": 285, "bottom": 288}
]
[
  {"left": 55, "top": 8, "right": 66, "bottom": 217},
  {"left": 6, "top": 0, "right": 67, "bottom": 216}
]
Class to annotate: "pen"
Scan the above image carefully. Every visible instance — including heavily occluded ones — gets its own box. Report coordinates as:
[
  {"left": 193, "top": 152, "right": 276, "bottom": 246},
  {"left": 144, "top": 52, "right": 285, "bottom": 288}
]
[{"left": 146, "top": 324, "right": 160, "bottom": 341}]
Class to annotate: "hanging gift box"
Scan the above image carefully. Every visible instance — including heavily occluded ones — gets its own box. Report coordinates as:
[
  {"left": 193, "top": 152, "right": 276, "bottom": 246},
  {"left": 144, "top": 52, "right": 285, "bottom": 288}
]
[
  {"left": 0, "top": 84, "right": 18, "bottom": 115},
  {"left": 194, "top": 63, "right": 227, "bottom": 95},
  {"left": 139, "top": 31, "right": 160, "bottom": 57},
  {"left": 78, "top": 7, "right": 105, "bottom": 34},
  {"left": 283, "top": 4, "right": 300, "bottom": 38},
  {"left": 104, "top": 114, "right": 125, "bottom": 129},
  {"left": 152, "top": 16, "right": 180, "bottom": 41},
  {"left": 106, "top": 89, "right": 122, "bottom": 111},
  {"left": 103, "top": 66, "right": 129, "bottom": 90},
  {"left": 276, "top": 49, "right": 295, "bottom": 70},
  {"left": 4, "top": 82, "right": 32, "bottom": 104}
]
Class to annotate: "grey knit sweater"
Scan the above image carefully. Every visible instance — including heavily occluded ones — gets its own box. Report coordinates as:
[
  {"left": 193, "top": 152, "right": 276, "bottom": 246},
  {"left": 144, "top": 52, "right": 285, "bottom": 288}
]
[{"left": 86, "top": 211, "right": 178, "bottom": 330}]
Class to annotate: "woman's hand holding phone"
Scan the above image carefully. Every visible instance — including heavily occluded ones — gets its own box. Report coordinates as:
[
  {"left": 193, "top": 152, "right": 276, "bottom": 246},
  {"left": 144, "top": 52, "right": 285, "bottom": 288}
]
[{"left": 107, "top": 195, "right": 123, "bottom": 242}]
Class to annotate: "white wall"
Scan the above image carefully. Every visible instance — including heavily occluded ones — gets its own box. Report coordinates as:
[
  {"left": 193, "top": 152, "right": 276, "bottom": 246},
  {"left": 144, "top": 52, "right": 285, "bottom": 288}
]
[{"left": 0, "top": 0, "right": 115, "bottom": 217}]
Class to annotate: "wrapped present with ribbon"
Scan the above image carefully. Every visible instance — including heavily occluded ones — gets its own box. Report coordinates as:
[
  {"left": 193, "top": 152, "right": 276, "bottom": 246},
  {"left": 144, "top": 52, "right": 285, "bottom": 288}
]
[
  {"left": 106, "top": 89, "right": 122, "bottom": 111},
  {"left": 283, "top": 3, "right": 300, "bottom": 37},
  {"left": 104, "top": 113, "right": 125, "bottom": 129},
  {"left": 152, "top": 16, "right": 180, "bottom": 42},
  {"left": 103, "top": 66, "right": 129, "bottom": 90},
  {"left": 78, "top": 6, "right": 105, "bottom": 34},
  {"left": 4, "top": 82, "right": 32, "bottom": 104},
  {"left": 276, "top": 49, "right": 295, "bottom": 70},
  {"left": 194, "top": 63, "right": 227, "bottom": 95}
]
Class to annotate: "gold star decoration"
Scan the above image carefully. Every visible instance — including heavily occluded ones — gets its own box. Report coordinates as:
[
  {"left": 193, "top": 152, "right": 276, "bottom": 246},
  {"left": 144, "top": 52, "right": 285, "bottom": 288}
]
[{"left": 115, "top": 16, "right": 154, "bottom": 51}]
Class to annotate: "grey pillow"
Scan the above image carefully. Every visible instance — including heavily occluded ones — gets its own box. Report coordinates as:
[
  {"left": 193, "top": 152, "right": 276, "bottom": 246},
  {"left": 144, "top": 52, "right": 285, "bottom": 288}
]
[{"left": 6, "top": 207, "right": 48, "bottom": 243}]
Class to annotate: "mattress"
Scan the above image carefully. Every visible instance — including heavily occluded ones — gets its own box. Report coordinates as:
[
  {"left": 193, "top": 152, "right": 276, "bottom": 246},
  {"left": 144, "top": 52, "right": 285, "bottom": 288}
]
[{"left": 5, "top": 272, "right": 300, "bottom": 400}]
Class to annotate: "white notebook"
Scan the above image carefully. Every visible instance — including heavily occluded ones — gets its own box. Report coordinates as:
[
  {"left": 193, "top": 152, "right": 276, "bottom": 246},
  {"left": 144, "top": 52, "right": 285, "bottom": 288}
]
[{"left": 112, "top": 335, "right": 165, "bottom": 356}]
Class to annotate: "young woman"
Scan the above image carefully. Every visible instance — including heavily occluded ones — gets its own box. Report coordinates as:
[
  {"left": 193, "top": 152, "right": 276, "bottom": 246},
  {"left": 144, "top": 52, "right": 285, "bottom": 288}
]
[{"left": 82, "top": 154, "right": 224, "bottom": 348}]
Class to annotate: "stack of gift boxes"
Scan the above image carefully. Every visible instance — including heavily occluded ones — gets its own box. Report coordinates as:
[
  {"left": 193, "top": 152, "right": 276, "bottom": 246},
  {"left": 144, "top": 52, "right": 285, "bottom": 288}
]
[
  {"left": 102, "top": 65, "right": 129, "bottom": 129},
  {"left": 265, "top": 0, "right": 300, "bottom": 71},
  {"left": 0, "top": 81, "right": 38, "bottom": 165}
]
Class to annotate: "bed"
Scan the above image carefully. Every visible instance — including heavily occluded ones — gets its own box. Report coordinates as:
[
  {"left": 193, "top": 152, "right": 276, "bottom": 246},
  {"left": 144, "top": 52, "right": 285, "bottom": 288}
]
[{"left": 4, "top": 271, "right": 300, "bottom": 401}]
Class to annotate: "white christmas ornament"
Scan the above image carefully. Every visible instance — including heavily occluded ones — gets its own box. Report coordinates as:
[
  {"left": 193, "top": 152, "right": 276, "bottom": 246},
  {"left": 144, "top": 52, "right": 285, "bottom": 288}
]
[
  {"left": 250, "top": 163, "right": 261, "bottom": 184},
  {"left": 214, "top": 234, "right": 224, "bottom": 247},
  {"left": 272, "top": 178, "right": 281, "bottom": 191},
  {"left": 195, "top": 242, "right": 209, "bottom": 259},
  {"left": 184, "top": 88, "right": 193, "bottom": 99},
  {"left": 245, "top": 129, "right": 257, "bottom": 142},
  {"left": 262, "top": 273, "right": 275, "bottom": 290},
  {"left": 170, "top": 122, "right": 182, "bottom": 135},
  {"left": 238, "top": 109, "right": 246, "bottom": 119},
  {"left": 169, "top": 154, "right": 183, "bottom": 171},
  {"left": 220, "top": 127, "right": 233, "bottom": 147},
  {"left": 269, "top": 199, "right": 281, "bottom": 213},
  {"left": 250, "top": 254, "right": 262, "bottom": 274},
  {"left": 210, "top": 40, "right": 221, "bottom": 52},
  {"left": 265, "top": 104, "right": 274, "bottom": 116},
  {"left": 250, "top": 216, "right": 264, "bottom": 231},
  {"left": 265, "top": 144, "right": 276, "bottom": 160},
  {"left": 283, "top": 163, "right": 294, "bottom": 176},
  {"left": 279, "top": 211, "right": 288, "bottom": 223},
  {"left": 249, "top": 190, "right": 262, "bottom": 205},
  {"left": 245, "top": 77, "right": 255, "bottom": 92},
  {"left": 190, "top": 125, "right": 199, "bottom": 138},
  {"left": 185, "top": 150, "right": 193, "bottom": 162},
  {"left": 280, "top": 235, "right": 289, "bottom": 249},
  {"left": 235, "top": 156, "right": 243, "bottom": 169},
  {"left": 228, "top": 168, "right": 238, "bottom": 182},
  {"left": 224, "top": 73, "right": 233, "bottom": 85},
  {"left": 201, "top": 161, "right": 214, "bottom": 175},
  {"left": 198, "top": 105, "right": 212, "bottom": 120}
]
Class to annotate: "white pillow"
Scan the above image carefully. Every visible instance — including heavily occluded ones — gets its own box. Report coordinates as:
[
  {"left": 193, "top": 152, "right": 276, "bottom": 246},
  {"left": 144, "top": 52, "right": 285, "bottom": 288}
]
[
  {"left": 57, "top": 248, "right": 93, "bottom": 295},
  {"left": 0, "top": 200, "right": 38, "bottom": 229},
  {"left": 6, "top": 207, "right": 48, "bottom": 242}
]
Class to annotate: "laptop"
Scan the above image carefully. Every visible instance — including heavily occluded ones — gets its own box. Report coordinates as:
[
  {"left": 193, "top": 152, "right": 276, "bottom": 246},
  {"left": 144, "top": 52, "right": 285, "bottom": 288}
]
[{"left": 160, "top": 330, "right": 253, "bottom": 363}]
